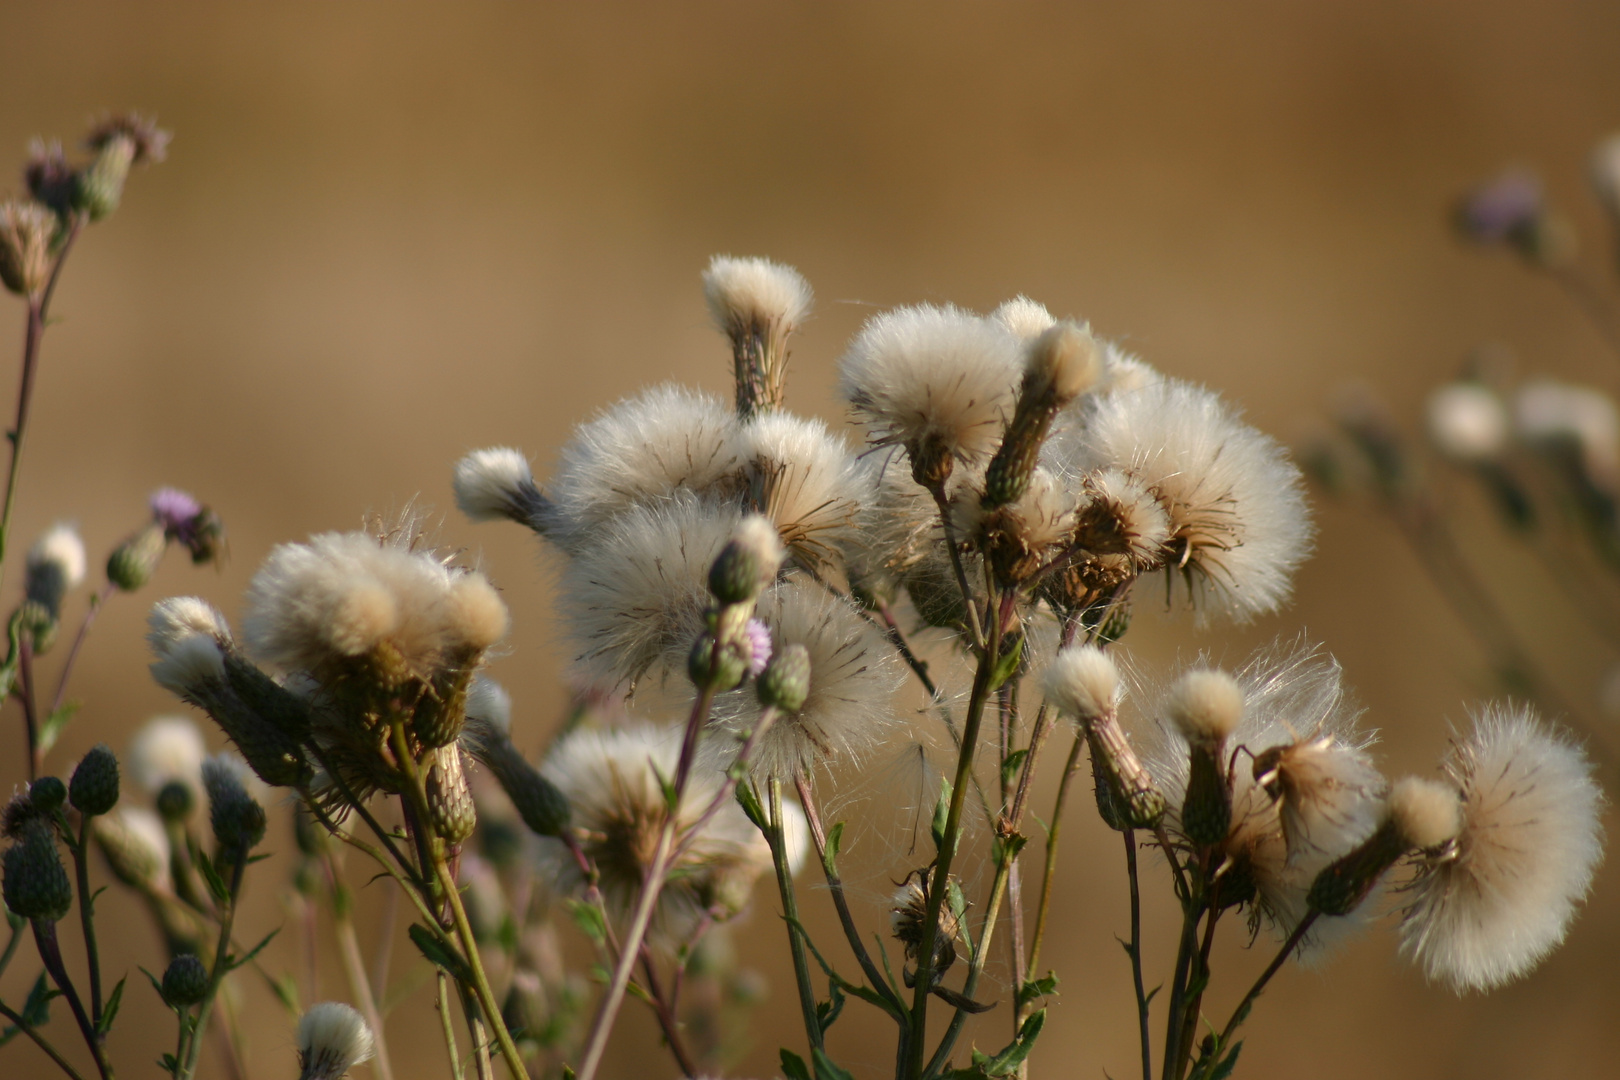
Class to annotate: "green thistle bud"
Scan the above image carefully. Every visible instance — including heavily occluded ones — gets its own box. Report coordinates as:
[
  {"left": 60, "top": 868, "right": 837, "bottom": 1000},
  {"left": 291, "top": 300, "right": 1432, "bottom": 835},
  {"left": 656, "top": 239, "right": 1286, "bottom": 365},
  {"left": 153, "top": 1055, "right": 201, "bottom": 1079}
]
[
  {"left": 156, "top": 780, "right": 194, "bottom": 823},
  {"left": 18, "top": 600, "right": 59, "bottom": 653},
  {"left": 222, "top": 653, "right": 311, "bottom": 743},
  {"left": 107, "top": 524, "right": 167, "bottom": 591},
  {"left": 1180, "top": 744, "right": 1232, "bottom": 847},
  {"left": 28, "top": 777, "right": 67, "bottom": 815},
  {"left": 688, "top": 631, "right": 750, "bottom": 693},
  {"left": 203, "top": 759, "right": 266, "bottom": 855},
  {"left": 1082, "top": 720, "right": 1164, "bottom": 830},
  {"left": 708, "top": 540, "right": 761, "bottom": 605},
  {"left": 480, "top": 740, "right": 570, "bottom": 838},
  {"left": 75, "top": 136, "right": 135, "bottom": 221},
  {"left": 3, "top": 823, "right": 72, "bottom": 922},
  {"left": 425, "top": 747, "right": 476, "bottom": 845},
  {"left": 757, "top": 643, "right": 811, "bottom": 713},
  {"left": 69, "top": 744, "right": 120, "bottom": 817},
  {"left": 412, "top": 663, "right": 473, "bottom": 750},
  {"left": 983, "top": 323, "right": 1100, "bottom": 509},
  {"left": 161, "top": 953, "right": 210, "bottom": 1007}
]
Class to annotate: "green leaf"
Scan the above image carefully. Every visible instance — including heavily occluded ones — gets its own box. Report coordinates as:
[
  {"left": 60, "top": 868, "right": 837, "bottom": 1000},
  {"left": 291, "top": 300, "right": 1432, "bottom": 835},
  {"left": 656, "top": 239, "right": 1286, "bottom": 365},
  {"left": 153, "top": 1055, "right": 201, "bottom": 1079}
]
[
  {"left": 407, "top": 923, "right": 475, "bottom": 985},
  {"left": 957, "top": 1008, "right": 1045, "bottom": 1077},
  {"left": 37, "top": 702, "right": 80, "bottom": 758},
  {"left": 651, "top": 760, "right": 678, "bottom": 812},
  {"left": 22, "top": 971, "right": 57, "bottom": 1025},
  {"left": 931, "top": 777, "right": 953, "bottom": 854},
  {"left": 229, "top": 927, "right": 280, "bottom": 971},
  {"left": 991, "top": 831, "right": 1027, "bottom": 864},
  {"left": 986, "top": 633, "right": 1025, "bottom": 692},
  {"left": 565, "top": 900, "right": 608, "bottom": 946},
  {"left": 195, "top": 851, "right": 230, "bottom": 905},
  {"left": 826, "top": 821, "right": 845, "bottom": 863},
  {"left": 780, "top": 1049, "right": 813, "bottom": 1080},
  {"left": 263, "top": 970, "right": 301, "bottom": 1017},
  {"left": 735, "top": 780, "right": 768, "bottom": 832},
  {"left": 815, "top": 978, "right": 845, "bottom": 1033},
  {"left": 1015, "top": 971, "right": 1059, "bottom": 1008},
  {"left": 1206, "top": 1042, "right": 1242, "bottom": 1080},
  {"left": 812, "top": 1048, "right": 856, "bottom": 1080},
  {"left": 999, "top": 749, "right": 1029, "bottom": 792},
  {"left": 139, "top": 965, "right": 167, "bottom": 1003},
  {"left": 96, "top": 975, "right": 127, "bottom": 1036}
]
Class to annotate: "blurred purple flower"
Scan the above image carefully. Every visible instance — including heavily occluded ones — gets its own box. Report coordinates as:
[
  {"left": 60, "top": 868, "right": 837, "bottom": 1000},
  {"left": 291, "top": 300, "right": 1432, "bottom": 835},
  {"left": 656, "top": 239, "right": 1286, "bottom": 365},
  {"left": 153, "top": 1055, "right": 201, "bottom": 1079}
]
[
  {"left": 1457, "top": 169, "right": 1543, "bottom": 243},
  {"left": 744, "top": 617, "right": 773, "bottom": 676}
]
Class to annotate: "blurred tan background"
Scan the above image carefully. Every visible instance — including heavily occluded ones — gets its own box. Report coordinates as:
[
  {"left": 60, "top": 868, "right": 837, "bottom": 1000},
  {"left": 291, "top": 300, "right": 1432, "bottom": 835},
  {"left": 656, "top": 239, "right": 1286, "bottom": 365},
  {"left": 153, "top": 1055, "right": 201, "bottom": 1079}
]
[{"left": 3, "top": 2, "right": 1620, "bottom": 1078}]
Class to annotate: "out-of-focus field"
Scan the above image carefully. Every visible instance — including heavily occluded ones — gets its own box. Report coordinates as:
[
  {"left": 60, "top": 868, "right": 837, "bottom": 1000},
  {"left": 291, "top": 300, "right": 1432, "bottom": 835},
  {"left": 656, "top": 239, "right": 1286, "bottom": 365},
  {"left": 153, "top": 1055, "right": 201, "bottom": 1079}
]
[{"left": 2, "top": 3, "right": 1619, "bottom": 1078}]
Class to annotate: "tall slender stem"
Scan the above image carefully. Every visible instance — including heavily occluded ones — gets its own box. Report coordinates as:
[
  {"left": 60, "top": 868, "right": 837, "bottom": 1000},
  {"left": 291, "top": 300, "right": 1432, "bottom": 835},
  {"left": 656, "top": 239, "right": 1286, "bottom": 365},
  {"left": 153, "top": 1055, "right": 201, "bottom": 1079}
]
[
  {"left": 923, "top": 849, "right": 1013, "bottom": 1076},
  {"left": 73, "top": 817, "right": 105, "bottom": 1024},
  {"left": 1194, "top": 914, "right": 1317, "bottom": 1080},
  {"left": 32, "top": 919, "right": 112, "bottom": 1080},
  {"left": 19, "top": 640, "right": 41, "bottom": 779},
  {"left": 178, "top": 854, "right": 245, "bottom": 1080},
  {"left": 50, "top": 583, "right": 115, "bottom": 715},
  {"left": 0, "top": 998, "right": 90, "bottom": 1080},
  {"left": 435, "top": 970, "right": 465, "bottom": 1080},
  {"left": 906, "top": 610, "right": 1001, "bottom": 1079},
  {"left": 770, "top": 774, "right": 824, "bottom": 1054},
  {"left": 327, "top": 858, "right": 395, "bottom": 1080},
  {"left": 1024, "top": 733, "right": 1084, "bottom": 978},
  {"left": 1124, "top": 830, "right": 1152, "bottom": 1080},
  {"left": 639, "top": 947, "right": 699, "bottom": 1077}
]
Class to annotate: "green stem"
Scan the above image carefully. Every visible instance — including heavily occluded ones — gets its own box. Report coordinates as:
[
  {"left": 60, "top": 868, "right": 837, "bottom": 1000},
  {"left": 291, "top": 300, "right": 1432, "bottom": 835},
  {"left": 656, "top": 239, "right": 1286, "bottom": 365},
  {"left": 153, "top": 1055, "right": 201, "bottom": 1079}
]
[
  {"left": 1193, "top": 914, "right": 1317, "bottom": 1080},
  {"left": 924, "top": 851, "right": 1012, "bottom": 1077},
  {"left": 178, "top": 853, "right": 245, "bottom": 1080},
  {"left": 1160, "top": 887, "right": 1203, "bottom": 1080},
  {"left": 770, "top": 775, "right": 824, "bottom": 1053},
  {"left": 1124, "top": 830, "right": 1151, "bottom": 1080},
  {"left": 906, "top": 611, "right": 1001, "bottom": 1079},
  {"left": 436, "top": 970, "right": 466, "bottom": 1080},
  {"left": 33, "top": 918, "right": 112, "bottom": 1080},
  {"left": 74, "top": 817, "right": 104, "bottom": 1024},
  {"left": 1024, "top": 733, "right": 1084, "bottom": 978},
  {"left": 0, "top": 997, "right": 90, "bottom": 1080}
]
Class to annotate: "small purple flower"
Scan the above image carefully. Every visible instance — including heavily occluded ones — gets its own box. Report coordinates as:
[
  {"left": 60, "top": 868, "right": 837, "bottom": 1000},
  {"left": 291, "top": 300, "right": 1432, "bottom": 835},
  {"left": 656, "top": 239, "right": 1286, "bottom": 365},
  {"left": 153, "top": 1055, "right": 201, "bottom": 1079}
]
[
  {"left": 743, "top": 618, "right": 774, "bottom": 676},
  {"left": 149, "top": 487, "right": 201, "bottom": 532},
  {"left": 1457, "top": 169, "right": 1543, "bottom": 243}
]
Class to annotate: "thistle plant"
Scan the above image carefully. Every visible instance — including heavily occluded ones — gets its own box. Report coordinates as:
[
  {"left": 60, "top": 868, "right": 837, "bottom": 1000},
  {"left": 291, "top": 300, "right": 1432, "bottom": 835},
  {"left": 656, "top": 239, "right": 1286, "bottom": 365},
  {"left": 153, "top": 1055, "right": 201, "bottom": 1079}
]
[{"left": 1, "top": 121, "right": 1609, "bottom": 1080}]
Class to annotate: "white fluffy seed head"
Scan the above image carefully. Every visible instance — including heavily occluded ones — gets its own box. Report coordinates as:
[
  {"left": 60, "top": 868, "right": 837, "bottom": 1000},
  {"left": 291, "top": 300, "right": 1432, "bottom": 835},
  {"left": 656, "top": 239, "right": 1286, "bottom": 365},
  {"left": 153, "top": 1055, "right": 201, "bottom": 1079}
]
[
  {"left": 1514, "top": 378, "right": 1620, "bottom": 487},
  {"left": 1070, "top": 378, "right": 1313, "bottom": 622},
  {"left": 148, "top": 596, "right": 232, "bottom": 647},
  {"left": 1427, "top": 383, "right": 1510, "bottom": 462},
  {"left": 740, "top": 412, "right": 871, "bottom": 566},
  {"left": 128, "top": 715, "right": 208, "bottom": 798},
  {"left": 1075, "top": 468, "right": 1173, "bottom": 569},
  {"left": 838, "top": 303, "right": 1024, "bottom": 465},
  {"left": 147, "top": 597, "right": 233, "bottom": 694},
  {"left": 27, "top": 522, "right": 86, "bottom": 592},
  {"left": 544, "top": 384, "right": 743, "bottom": 552},
  {"left": 990, "top": 296, "right": 1056, "bottom": 342},
  {"left": 731, "top": 512, "right": 786, "bottom": 589},
  {"left": 453, "top": 447, "right": 540, "bottom": 523},
  {"left": 1041, "top": 645, "right": 1120, "bottom": 722},
  {"left": 465, "top": 676, "right": 512, "bottom": 736},
  {"left": 1167, "top": 669, "right": 1244, "bottom": 744},
  {"left": 1026, "top": 321, "right": 1103, "bottom": 405},
  {"left": 1388, "top": 776, "right": 1463, "bottom": 851},
  {"left": 1400, "top": 705, "right": 1606, "bottom": 992},
  {"left": 296, "top": 1001, "right": 375, "bottom": 1080},
  {"left": 702, "top": 255, "right": 814, "bottom": 335}
]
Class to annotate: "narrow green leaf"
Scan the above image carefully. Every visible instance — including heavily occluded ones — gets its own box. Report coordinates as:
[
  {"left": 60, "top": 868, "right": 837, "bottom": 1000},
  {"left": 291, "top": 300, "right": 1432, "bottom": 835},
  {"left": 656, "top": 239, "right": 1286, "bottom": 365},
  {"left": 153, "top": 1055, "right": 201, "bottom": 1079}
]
[
  {"left": 263, "top": 970, "right": 300, "bottom": 1017},
  {"left": 565, "top": 900, "right": 608, "bottom": 945},
  {"left": 815, "top": 978, "right": 846, "bottom": 1033},
  {"left": 986, "top": 634, "right": 1025, "bottom": 692},
  {"left": 780, "top": 1049, "right": 812, "bottom": 1080},
  {"left": 735, "top": 781, "right": 768, "bottom": 832},
  {"left": 195, "top": 852, "right": 229, "bottom": 904},
  {"left": 407, "top": 923, "right": 475, "bottom": 985},
  {"left": 22, "top": 971, "right": 56, "bottom": 1025},
  {"left": 992, "top": 832, "right": 1027, "bottom": 864},
  {"left": 230, "top": 927, "right": 280, "bottom": 971},
  {"left": 999, "top": 749, "right": 1029, "bottom": 791},
  {"left": 37, "top": 702, "right": 80, "bottom": 757},
  {"left": 811, "top": 1048, "right": 856, "bottom": 1080},
  {"left": 1207, "top": 1043, "right": 1242, "bottom": 1080},
  {"left": 1015, "top": 971, "right": 1059, "bottom": 1008},
  {"left": 931, "top": 777, "right": 953, "bottom": 854},
  {"left": 96, "top": 975, "right": 127, "bottom": 1036},
  {"left": 826, "top": 821, "right": 845, "bottom": 863}
]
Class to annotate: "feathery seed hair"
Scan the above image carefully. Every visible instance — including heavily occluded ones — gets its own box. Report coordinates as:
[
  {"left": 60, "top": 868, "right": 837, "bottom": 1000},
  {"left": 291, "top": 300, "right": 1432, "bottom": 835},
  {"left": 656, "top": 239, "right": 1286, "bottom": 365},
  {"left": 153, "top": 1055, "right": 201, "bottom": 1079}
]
[
  {"left": 1041, "top": 644, "right": 1121, "bottom": 723},
  {"left": 1073, "top": 378, "right": 1312, "bottom": 621},
  {"left": 543, "top": 384, "right": 744, "bottom": 552},
  {"left": 838, "top": 303, "right": 1024, "bottom": 474},
  {"left": 990, "top": 296, "right": 1057, "bottom": 342},
  {"left": 1399, "top": 704, "right": 1605, "bottom": 992},
  {"left": 453, "top": 447, "right": 546, "bottom": 525},
  {"left": 740, "top": 412, "right": 872, "bottom": 569},
  {"left": 702, "top": 255, "right": 814, "bottom": 337},
  {"left": 296, "top": 1001, "right": 375, "bottom": 1080}
]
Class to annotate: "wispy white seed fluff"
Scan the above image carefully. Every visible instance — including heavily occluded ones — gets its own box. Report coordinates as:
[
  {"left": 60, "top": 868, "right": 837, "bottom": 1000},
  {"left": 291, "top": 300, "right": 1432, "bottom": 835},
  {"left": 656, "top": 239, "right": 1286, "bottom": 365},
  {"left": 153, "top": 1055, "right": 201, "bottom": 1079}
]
[
  {"left": 1166, "top": 669, "right": 1244, "bottom": 745},
  {"left": 1025, "top": 322, "right": 1104, "bottom": 405},
  {"left": 465, "top": 676, "right": 512, "bottom": 736},
  {"left": 990, "top": 296, "right": 1056, "bottom": 342},
  {"left": 537, "top": 723, "right": 776, "bottom": 936},
  {"left": 147, "top": 597, "right": 233, "bottom": 695},
  {"left": 26, "top": 522, "right": 86, "bottom": 593},
  {"left": 127, "top": 715, "right": 208, "bottom": 798},
  {"left": 702, "top": 255, "right": 814, "bottom": 336},
  {"left": 1387, "top": 776, "right": 1463, "bottom": 851},
  {"left": 296, "top": 1001, "right": 375, "bottom": 1080},
  {"left": 558, "top": 493, "right": 742, "bottom": 690},
  {"left": 1041, "top": 645, "right": 1120, "bottom": 722},
  {"left": 1400, "top": 705, "right": 1605, "bottom": 992},
  {"left": 243, "top": 529, "right": 506, "bottom": 674},
  {"left": 1073, "top": 379, "right": 1312, "bottom": 621},
  {"left": 1426, "top": 383, "right": 1510, "bottom": 462},
  {"left": 957, "top": 467, "right": 1077, "bottom": 583},
  {"left": 1513, "top": 378, "right": 1620, "bottom": 487},
  {"left": 707, "top": 574, "right": 901, "bottom": 778},
  {"left": 740, "top": 412, "right": 871, "bottom": 565},
  {"left": 544, "top": 384, "right": 743, "bottom": 552},
  {"left": 452, "top": 447, "right": 543, "bottom": 524},
  {"left": 838, "top": 304, "right": 1023, "bottom": 465},
  {"left": 1076, "top": 468, "right": 1172, "bottom": 569}
]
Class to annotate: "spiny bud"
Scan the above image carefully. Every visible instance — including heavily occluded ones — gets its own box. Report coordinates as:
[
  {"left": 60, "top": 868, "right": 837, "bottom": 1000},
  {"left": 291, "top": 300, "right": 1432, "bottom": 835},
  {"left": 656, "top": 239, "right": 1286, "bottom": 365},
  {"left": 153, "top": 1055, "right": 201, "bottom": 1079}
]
[
  {"left": 0, "top": 200, "right": 56, "bottom": 298},
  {"left": 757, "top": 643, "right": 811, "bottom": 713},
  {"left": 467, "top": 720, "right": 571, "bottom": 838},
  {"left": 92, "top": 810, "right": 168, "bottom": 889},
  {"left": 202, "top": 757, "right": 266, "bottom": 855},
  {"left": 108, "top": 524, "right": 167, "bottom": 591},
  {"left": 688, "top": 630, "right": 752, "bottom": 693},
  {"left": 161, "top": 953, "right": 209, "bottom": 1007},
  {"left": 1082, "top": 718, "right": 1165, "bottom": 830},
  {"left": 1307, "top": 777, "right": 1462, "bottom": 917},
  {"left": 411, "top": 664, "right": 473, "bottom": 750},
  {"left": 425, "top": 747, "right": 476, "bottom": 845},
  {"left": 69, "top": 745, "right": 120, "bottom": 817},
  {"left": 983, "top": 321, "right": 1101, "bottom": 508},
  {"left": 708, "top": 515, "right": 782, "bottom": 605},
  {"left": 3, "top": 823, "right": 72, "bottom": 922},
  {"left": 75, "top": 113, "right": 170, "bottom": 222},
  {"left": 29, "top": 777, "right": 67, "bottom": 815},
  {"left": 156, "top": 779, "right": 195, "bottom": 823},
  {"left": 24, "top": 140, "right": 75, "bottom": 218}
]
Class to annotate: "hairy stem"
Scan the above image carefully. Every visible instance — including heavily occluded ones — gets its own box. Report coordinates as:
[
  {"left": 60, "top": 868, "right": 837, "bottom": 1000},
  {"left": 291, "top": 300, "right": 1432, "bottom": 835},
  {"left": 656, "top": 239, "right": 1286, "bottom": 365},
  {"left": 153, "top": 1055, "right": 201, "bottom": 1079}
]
[
  {"left": 33, "top": 919, "right": 112, "bottom": 1080},
  {"left": 0, "top": 997, "right": 90, "bottom": 1080}
]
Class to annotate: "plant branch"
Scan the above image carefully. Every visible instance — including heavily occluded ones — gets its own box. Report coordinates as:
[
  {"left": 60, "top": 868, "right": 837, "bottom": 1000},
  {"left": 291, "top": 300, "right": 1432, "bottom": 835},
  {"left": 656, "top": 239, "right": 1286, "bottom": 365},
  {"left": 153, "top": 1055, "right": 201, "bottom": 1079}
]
[{"left": 0, "top": 997, "right": 90, "bottom": 1080}]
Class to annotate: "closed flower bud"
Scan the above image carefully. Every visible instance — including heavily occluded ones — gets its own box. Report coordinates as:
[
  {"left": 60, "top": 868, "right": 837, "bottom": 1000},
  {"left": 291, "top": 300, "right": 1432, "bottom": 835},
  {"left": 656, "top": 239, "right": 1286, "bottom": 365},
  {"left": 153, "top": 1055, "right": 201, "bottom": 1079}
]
[
  {"left": 1308, "top": 777, "right": 1461, "bottom": 918},
  {"left": 69, "top": 744, "right": 120, "bottom": 817},
  {"left": 757, "top": 643, "right": 811, "bottom": 713},
  {"left": 24, "top": 523, "right": 84, "bottom": 623},
  {"left": 0, "top": 200, "right": 56, "bottom": 298},
  {"left": 156, "top": 779, "right": 195, "bottom": 823},
  {"left": 688, "top": 630, "right": 752, "bottom": 693},
  {"left": 426, "top": 746, "right": 477, "bottom": 845},
  {"left": 24, "top": 140, "right": 75, "bottom": 218},
  {"left": 161, "top": 953, "right": 209, "bottom": 1007},
  {"left": 708, "top": 515, "right": 783, "bottom": 605},
  {"left": 3, "top": 823, "right": 72, "bottom": 922},
  {"left": 74, "top": 113, "right": 170, "bottom": 221},
  {"left": 464, "top": 717, "right": 571, "bottom": 838},
  {"left": 203, "top": 756, "right": 266, "bottom": 854},
  {"left": 29, "top": 776, "right": 67, "bottom": 814},
  {"left": 92, "top": 808, "right": 169, "bottom": 890},
  {"left": 108, "top": 524, "right": 167, "bottom": 591},
  {"left": 1169, "top": 669, "right": 1243, "bottom": 845},
  {"left": 984, "top": 321, "right": 1101, "bottom": 507}
]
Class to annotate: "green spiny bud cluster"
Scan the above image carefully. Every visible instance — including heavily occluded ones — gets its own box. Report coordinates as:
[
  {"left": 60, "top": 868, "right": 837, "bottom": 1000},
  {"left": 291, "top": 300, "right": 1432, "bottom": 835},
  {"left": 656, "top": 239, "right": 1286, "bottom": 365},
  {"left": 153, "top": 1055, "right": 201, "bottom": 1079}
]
[
  {"left": 29, "top": 776, "right": 67, "bottom": 815},
  {"left": 2, "top": 823, "right": 72, "bottom": 922},
  {"left": 757, "top": 643, "right": 811, "bottom": 713},
  {"left": 161, "top": 953, "right": 210, "bottom": 1007},
  {"left": 203, "top": 760, "right": 266, "bottom": 855},
  {"left": 479, "top": 737, "right": 571, "bottom": 838},
  {"left": 107, "top": 524, "right": 167, "bottom": 591},
  {"left": 69, "top": 744, "right": 120, "bottom": 817},
  {"left": 425, "top": 747, "right": 477, "bottom": 845}
]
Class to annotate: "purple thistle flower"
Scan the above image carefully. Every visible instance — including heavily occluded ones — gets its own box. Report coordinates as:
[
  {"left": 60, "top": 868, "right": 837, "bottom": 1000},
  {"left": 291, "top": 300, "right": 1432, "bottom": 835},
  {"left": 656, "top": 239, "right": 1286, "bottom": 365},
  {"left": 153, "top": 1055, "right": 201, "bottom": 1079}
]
[
  {"left": 744, "top": 618, "right": 774, "bottom": 676},
  {"left": 150, "top": 488, "right": 201, "bottom": 532},
  {"left": 1457, "top": 169, "right": 1543, "bottom": 243}
]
